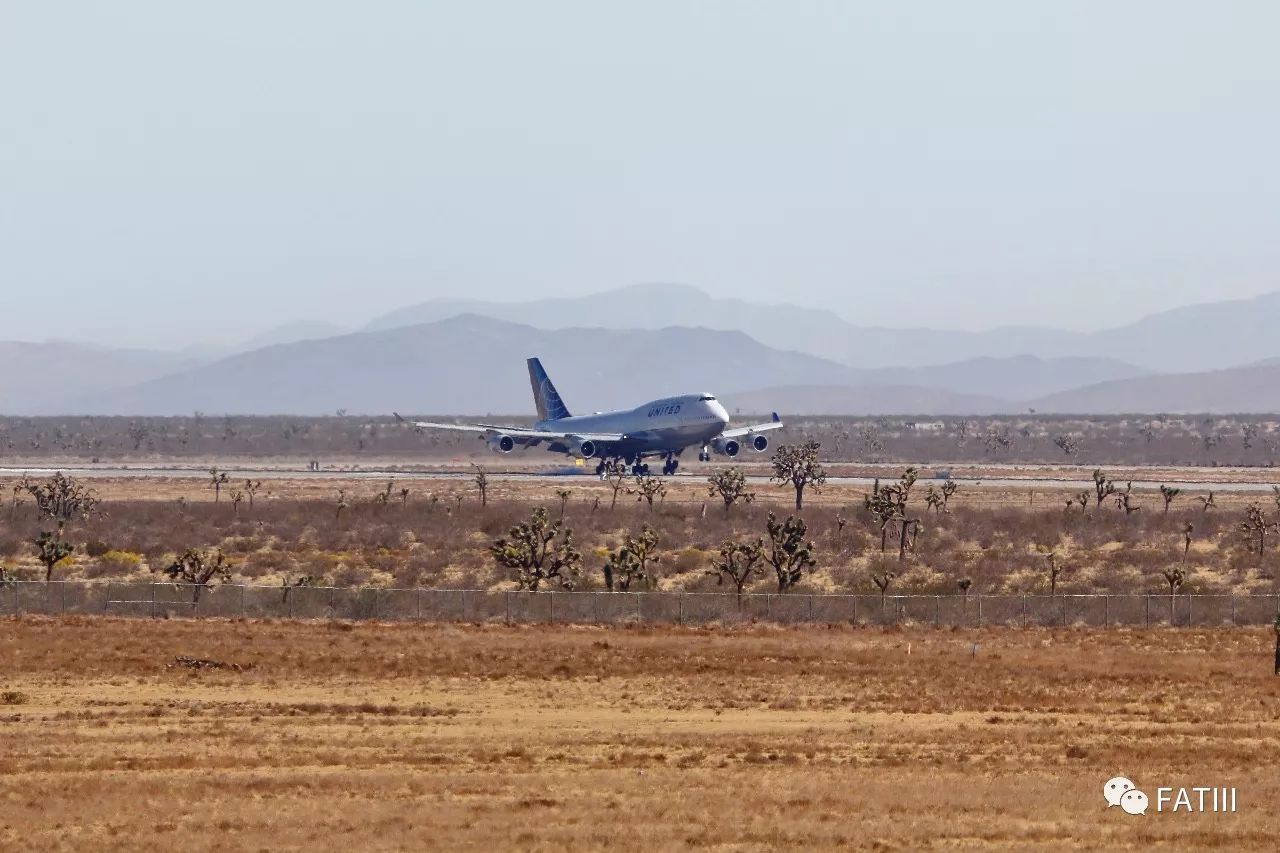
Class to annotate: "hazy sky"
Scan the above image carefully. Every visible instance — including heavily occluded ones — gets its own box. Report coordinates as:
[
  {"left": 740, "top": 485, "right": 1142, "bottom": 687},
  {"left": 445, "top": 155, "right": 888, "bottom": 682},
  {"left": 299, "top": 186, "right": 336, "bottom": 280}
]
[{"left": 4, "top": 2, "right": 1280, "bottom": 348}]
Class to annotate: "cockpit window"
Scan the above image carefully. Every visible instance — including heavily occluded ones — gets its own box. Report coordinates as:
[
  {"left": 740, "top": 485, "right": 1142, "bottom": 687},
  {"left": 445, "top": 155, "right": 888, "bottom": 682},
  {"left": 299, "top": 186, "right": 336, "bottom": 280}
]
[{"left": 699, "top": 395, "right": 717, "bottom": 401}]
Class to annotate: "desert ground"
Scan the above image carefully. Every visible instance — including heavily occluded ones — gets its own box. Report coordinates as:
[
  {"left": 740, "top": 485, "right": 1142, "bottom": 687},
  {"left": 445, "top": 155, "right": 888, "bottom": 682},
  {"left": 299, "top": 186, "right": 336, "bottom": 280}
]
[{"left": 1, "top": 618, "right": 1277, "bottom": 851}]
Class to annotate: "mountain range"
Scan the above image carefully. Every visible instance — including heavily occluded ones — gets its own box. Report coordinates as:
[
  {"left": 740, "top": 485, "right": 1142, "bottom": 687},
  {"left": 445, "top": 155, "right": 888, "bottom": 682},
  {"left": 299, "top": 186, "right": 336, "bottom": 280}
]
[
  {"left": 6, "top": 284, "right": 1280, "bottom": 415},
  {"left": 365, "top": 283, "right": 1280, "bottom": 374}
]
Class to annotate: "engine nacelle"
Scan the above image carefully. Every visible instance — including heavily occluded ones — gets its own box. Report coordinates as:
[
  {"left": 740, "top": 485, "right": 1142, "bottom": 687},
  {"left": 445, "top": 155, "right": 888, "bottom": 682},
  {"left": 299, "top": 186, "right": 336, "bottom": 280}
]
[
  {"left": 569, "top": 438, "right": 597, "bottom": 459},
  {"left": 712, "top": 437, "right": 741, "bottom": 458},
  {"left": 748, "top": 434, "right": 769, "bottom": 453},
  {"left": 488, "top": 434, "right": 515, "bottom": 454}
]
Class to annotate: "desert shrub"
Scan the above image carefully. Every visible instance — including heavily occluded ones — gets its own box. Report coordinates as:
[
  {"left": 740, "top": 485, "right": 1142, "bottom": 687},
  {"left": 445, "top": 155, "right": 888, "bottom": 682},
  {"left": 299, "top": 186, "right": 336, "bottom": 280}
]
[
  {"left": 83, "top": 539, "right": 111, "bottom": 558},
  {"left": 83, "top": 550, "right": 143, "bottom": 579}
]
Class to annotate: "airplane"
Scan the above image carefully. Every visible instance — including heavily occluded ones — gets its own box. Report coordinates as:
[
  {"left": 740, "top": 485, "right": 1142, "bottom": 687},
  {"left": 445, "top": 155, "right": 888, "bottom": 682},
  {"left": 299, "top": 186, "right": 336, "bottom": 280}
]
[{"left": 396, "top": 357, "right": 784, "bottom": 476}]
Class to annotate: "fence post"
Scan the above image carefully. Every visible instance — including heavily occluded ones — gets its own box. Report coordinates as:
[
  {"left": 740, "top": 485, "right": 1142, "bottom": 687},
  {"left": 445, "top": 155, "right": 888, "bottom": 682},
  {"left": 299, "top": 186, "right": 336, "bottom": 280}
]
[
  {"left": 240, "top": 584, "right": 246, "bottom": 618},
  {"left": 766, "top": 594, "right": 772, "bottom": 620},
  {"left": 1231, "top": 596, "right": 1236, "bottom": 626},
  {"left": 677, "top": 593, "right": 683, "bottom": 626},
  {"left": 808, "top": 594, "right": 814, "bottom": 622},
  {"left": 1021, "top": 595, "right": 1027, "bottom": 628},
  {"left": 1145, "top": 594, "right": 1150, "bottom": 628},
  {"left": 1104, "top": 595, "right": 1109, "bottom": 628},
  {"left": 505, "top": 590, "right": 511, "bottom": 625},
  {"left": 977, "top": 594, "right": 982, "bottom": 627},
  {"left": 549, "top": 591, "right": 555, "bottom": 624},
  {"left": 935, "top": 595, "right": 941, "bottom": 626},
  {"left": 149, "top": 583, "right": 155, "bottom": 619},
  {"left": 636, "top": 591, "right": 642, "bottom": 624},
  {"left": 1187, "top": 593, "right": 1192, "bottom": 628},
  {"left": 852, "top": 595, "right": 856, "bottom": 625}
]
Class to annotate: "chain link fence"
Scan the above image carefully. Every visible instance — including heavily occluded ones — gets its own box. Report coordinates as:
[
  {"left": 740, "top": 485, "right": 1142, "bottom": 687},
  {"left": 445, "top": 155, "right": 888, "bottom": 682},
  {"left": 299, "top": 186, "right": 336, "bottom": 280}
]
[{"left": 1, "top": 581, "right": 1278, "bottom": 627}]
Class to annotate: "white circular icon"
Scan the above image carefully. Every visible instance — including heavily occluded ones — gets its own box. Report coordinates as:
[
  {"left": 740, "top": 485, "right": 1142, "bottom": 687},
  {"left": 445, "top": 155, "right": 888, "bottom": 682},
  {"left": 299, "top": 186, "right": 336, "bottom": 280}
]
[{"left": 1104, "top": 777, "right": 1136, "bottom": 807}]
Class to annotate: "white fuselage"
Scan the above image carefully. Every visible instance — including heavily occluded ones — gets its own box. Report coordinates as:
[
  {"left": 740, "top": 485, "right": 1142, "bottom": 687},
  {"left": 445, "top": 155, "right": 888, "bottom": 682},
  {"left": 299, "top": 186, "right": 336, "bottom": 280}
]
[{"left": 536, "top": 393, "right": 730, "bottom": 454}]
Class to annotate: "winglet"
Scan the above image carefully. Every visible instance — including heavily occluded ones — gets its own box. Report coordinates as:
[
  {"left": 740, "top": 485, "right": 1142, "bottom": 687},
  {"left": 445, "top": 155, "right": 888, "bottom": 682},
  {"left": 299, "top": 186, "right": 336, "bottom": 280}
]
[{"left": 772, "top": 412, "right": 781, "bottom": 423}]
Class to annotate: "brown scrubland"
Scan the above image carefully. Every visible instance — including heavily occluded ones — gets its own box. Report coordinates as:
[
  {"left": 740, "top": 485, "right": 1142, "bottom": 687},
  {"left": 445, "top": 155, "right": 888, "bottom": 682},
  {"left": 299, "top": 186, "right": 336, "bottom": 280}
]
[
  {"left": 1, "top": 618, "right": 1277, "bottom": 850},
  {"left": 2, "top": 471, "right": 1278, "bottom": 600}
]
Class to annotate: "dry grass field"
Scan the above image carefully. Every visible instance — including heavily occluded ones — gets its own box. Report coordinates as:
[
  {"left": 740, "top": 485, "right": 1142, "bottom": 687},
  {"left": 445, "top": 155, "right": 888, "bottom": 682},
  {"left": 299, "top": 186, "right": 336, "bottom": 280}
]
[{"left": 2, "top": 617, "right": 1278, "bottom": 850}]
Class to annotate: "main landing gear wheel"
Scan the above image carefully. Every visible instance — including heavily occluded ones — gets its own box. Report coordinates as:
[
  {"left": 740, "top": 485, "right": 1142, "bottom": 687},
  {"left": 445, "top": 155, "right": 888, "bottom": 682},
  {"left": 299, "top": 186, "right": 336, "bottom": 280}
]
[{"left": 661, "top": 456, "right": 679, "bottom": 476}]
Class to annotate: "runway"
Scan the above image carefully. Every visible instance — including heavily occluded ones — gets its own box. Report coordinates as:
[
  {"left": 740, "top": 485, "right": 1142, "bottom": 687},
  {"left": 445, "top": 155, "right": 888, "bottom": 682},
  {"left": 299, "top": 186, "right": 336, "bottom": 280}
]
[{"left": 3, "top": 464, "right": 1278, "bottom": 493}]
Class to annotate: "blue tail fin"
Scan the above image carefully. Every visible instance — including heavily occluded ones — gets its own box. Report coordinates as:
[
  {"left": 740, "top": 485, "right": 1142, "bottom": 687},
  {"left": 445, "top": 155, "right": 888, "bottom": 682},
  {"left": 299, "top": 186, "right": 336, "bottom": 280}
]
[{"left": 527, "top": 357, "right": 571, "bottom": 421}]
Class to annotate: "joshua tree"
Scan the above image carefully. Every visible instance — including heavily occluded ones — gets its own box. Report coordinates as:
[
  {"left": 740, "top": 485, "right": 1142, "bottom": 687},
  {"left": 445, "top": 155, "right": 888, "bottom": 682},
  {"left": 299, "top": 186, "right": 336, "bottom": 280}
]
[
  {"left": 1115, "top": 482, "right": 1141, "bottom": 516},
  {"left": 281, "top": 574, "right": 314, "bottom": 604},
  {"left": 898, "top": 516, "right": 922, "bottom": 560},
  {"left": 555, "top": 488, "right": 572, "bottom": 519},
  {"left": 490, "top": 506, "right": 582, "bottom": 591},
  {"left": 982, "top": 427, "right": 1012, "bottom": 455},
  {"left": 399, "top": 487, "right": 410, "bottom": 506},
  {"left": 33, "top": 531, "right": 74, "bottom": 583},
  {"left": 871, "top": 570, "right": 895, "bottom": 605},
  {"left": 602, "top": 524, "right": 660, "bottom": 592},
  {"left": 23, "top": 472, "right": 100, "bottom": 530},
  {"left": 764, "top": 513, "right": 817, "bottom": 593},
  {"left": 209, "top": 467, "right": 230, "bottom": 503},
  {"left": 1092, "top": 469, "right": 1115, "bottom": 507},
  {"left": 335, "top": 489, "right": 349, "bottom": 523},
  {"left": 1242, "top": 422, "right": 1259, "bottom": 450},
  {"left": 229, "top": 488, "right": 245, "bottom": 518},
  {"left": 374, "top": 479, "right": 394, "bottom": 507},
  {"left": 628, "top": 474, "right": 666, "bottom": 511},
  {"left": 156, "top": 548, "right": 231, "bottom": 604},
  {"left": 1161, "top": 567, "right": 1185, "bottom": 624},
  {"left": 925, "top": 486, "right": 944, "bottom": 514},
  {"left": 1159, "top": 485, "right": 1181, "bottom": 514},
  {"left": 771, "top": 441, "right": 826, "bottom": 510},
  {"left": 865, "top": 480, "right": 900, "bottom": 553},
  {"left": 1045, "top": 551, "right": 1065, "bottom": 596},
  {"left": 1239, "top": 503, "right": 1275, "bottom": 556},
  {"left": 243, "top": 479, "right": 262, "bottom": 508},
  {"left": 957, "top": 577, "right": 973, "bottom": 601},
  {"left": 1053, "top": 434, "right": 1079, "bottom": 457},
  {"left": 1183, "top": 522, "right": 1194, "bottom": 562},
  {"left": 708, "top": 468, "right": 755, "bottom": 512},
  {"left": 1071, "top": 490, "right": 1091, "bottom": 513},
  {"left": 473, "top": 466, "right": 489, "bottom": 508},
  {"left": 940, "top": 479, "right": 958, "bottom": 511},
  {"left": 1197, "top": 492, "right": 1216, "bottom": 512},
  {"left": 603, "top": 460, "right": 629, "bottom": 510},
  {"left": 706, "top": 539, "right": 765, "bottom": 599}
]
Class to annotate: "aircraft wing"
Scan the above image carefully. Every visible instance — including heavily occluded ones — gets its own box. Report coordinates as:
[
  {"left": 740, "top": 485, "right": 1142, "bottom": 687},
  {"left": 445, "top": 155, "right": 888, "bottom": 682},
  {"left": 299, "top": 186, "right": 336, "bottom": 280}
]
[
  {"left": 394, "top": 414, "right": 623, "bottom": 445},
  {"left": 718, "top": 412, "right": 784, "bottom": 440}
]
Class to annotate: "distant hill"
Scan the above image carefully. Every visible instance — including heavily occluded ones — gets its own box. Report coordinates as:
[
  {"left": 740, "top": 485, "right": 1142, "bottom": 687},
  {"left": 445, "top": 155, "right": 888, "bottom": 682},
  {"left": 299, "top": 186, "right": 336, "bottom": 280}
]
[
  {"left": 721, "top": 385, "right": 1014, "bottom": 416},
  {"left": 64, "top": 316, "right": 859, "bottom": 416},
  {"left": 0, "top": 342, "right": 186, "bottom": 415},
  {"left": 1030, "top": 363, "right": 1280, "bottom": 414},
  {"left": 365, "top": 282, "right": 1280, "bottom": 372},
  {"left": 37, "top": 318, "right": 1165, "bottom": 416},
  {"left": 855, "top": 355, "right": 1148, "bottom": 401}
]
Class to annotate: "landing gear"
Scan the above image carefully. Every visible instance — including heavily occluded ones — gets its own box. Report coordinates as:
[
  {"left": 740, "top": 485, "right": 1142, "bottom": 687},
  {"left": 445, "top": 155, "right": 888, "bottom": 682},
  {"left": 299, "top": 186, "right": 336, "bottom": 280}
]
[
  {"left": 698, "top": 444, "right": 711, "bottom": 463},
  {"left": 595, "top": 459, "right": 607, "bottom": 477},
  {"left": 661, "top": 454, "right": 680, "bottom": 476},
  {"left": 631, "top": 462, "right": 650, "bottom": 476}
]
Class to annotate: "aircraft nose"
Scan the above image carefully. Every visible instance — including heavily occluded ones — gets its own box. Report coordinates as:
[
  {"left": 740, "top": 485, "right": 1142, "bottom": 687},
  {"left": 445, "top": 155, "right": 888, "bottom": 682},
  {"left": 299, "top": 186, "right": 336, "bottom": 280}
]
[{"left": 711, "top": 401, "right": 730, "bottom": 426}]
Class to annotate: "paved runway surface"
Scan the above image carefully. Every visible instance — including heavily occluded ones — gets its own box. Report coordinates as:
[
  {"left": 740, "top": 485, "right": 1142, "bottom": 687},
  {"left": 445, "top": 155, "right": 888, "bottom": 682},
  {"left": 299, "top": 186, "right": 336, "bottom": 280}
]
[{"left": 2, "top": 465, "right": 1278, "bottom": 492}]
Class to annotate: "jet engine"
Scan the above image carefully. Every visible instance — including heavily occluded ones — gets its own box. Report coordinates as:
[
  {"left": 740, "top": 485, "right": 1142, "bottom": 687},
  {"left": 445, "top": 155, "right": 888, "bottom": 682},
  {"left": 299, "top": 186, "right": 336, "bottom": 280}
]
[
  {"left": 488, "top": 434, "right": 516, "bottom": 454},
  {"left": 712, "top": 437, "right": 741, "bottom": 458},
  {"left": 748, "top": 434, "right": 769, "bottom": 453},
  {"left": 569, "top": 438, "right": 597, "bottom": 459}
]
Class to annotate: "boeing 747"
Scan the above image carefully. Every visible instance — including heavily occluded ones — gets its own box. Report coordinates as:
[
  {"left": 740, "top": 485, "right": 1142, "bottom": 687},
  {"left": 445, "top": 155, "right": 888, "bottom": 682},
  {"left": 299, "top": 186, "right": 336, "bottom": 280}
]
[{"left": 396, "top": 357, "right": 783, "bottom": 476}]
